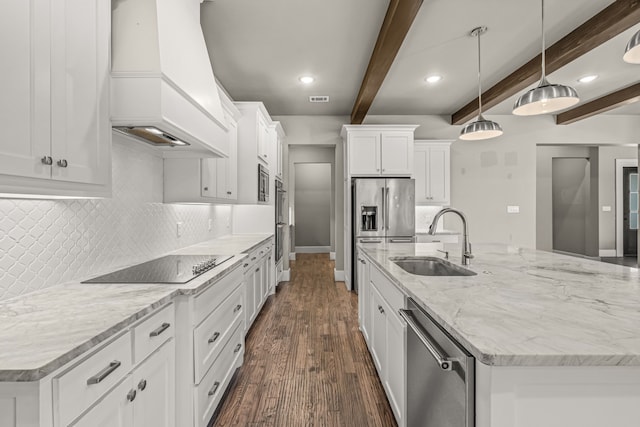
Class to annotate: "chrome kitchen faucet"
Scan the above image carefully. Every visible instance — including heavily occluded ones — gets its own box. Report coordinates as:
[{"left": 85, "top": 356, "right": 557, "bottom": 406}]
[{"left": 428, "top": 208, "right": 474, "bottom": 266}]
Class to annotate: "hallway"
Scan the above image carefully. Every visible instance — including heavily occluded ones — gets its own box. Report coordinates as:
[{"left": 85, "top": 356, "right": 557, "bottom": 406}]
[{"left": 213, "top": 253, "right": 397, "bottom": 426}]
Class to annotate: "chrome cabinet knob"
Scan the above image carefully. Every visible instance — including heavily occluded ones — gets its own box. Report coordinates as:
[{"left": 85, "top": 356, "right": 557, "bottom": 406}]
[
  {"left": 57, "top": 159, "right": 68, "bottom": 168},
  {"left": 41, "top": 156, "right": 52, "bottom": 165},
  {"left": 204, "top": 187, "right": 209, "bottom": 191},
  {"left": 137, "top": 379, "right": 147, "bottom": 391},
  {"left": 126, "top": 389, "right": 137, "bottom": 402},
  {"left": 227, "top": 191, "right": 232, "bottom": 195}
]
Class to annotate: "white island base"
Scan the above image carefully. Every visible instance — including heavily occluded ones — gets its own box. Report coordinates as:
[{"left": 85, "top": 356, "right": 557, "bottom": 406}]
[{"left": 477, "top": 362, "right": 640, "bottom": 426}]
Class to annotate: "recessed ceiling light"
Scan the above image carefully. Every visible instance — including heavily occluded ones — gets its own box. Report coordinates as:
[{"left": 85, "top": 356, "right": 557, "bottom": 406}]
[
  {"left": 299, "top": 76, "right": 315, "bottom": 84},
  {"left": 425, "top": 75, "right": 442, "bottom": 84},
  {"left": 577, "top": 75, "right": 598, "bottom": 83}
]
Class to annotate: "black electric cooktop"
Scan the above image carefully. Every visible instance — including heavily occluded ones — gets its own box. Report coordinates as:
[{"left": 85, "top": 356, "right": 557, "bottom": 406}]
[{"left": 82, "top": 255, "right": 233, "bottom": 284}]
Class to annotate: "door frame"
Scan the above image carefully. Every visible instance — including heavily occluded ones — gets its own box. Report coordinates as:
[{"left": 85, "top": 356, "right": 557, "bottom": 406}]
[{"left": 616, "top": 159, "right": 638, "bottom": 256}]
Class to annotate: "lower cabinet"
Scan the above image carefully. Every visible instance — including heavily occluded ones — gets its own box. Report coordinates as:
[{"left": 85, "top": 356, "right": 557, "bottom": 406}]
[
  {"left": 360, "top": 252, "right": 407, "bottom": 427},
  {"left": 73, "top": 340, "right": 175, "bottom": 427},
  {"left": 243, "top": 240, "right": 275, "bottom": 333}
]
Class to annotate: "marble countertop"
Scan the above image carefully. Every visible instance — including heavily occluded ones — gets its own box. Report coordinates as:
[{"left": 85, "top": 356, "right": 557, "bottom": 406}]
[
  {"left": 360, "top": 243, "right": 640, "bottom": 367},
  {"left": 415, "top": 229, "right": 459, "bottom": 235},
  {"left": 0, "top": 233, "right": 272, "bottom": 382}
]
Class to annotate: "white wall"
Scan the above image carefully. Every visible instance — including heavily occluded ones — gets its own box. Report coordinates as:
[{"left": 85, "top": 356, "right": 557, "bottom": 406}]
[{"left": 0, "top": 134, "right": 232, "bottom": 302}]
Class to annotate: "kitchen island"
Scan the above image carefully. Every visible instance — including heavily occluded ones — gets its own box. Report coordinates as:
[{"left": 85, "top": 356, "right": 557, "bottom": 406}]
[{"left": 358, "top": 242, "right": 640, "bottom": 427}]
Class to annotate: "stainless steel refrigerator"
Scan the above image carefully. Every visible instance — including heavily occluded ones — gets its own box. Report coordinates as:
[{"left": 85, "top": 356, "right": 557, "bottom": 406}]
[{"left": 352, "top": 178, "right": 415, "bottom": 291}]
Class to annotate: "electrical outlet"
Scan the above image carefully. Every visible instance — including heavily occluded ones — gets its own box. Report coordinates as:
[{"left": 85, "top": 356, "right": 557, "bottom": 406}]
[
  {"left": 208, "top": 218, "right": 213, "bottom": 231},
  {"left": 507, "top": 205, "right": 520, "bottom": 214},
  {"left": 176, "top": 221, "right": 184, "bottom": 238},
  {"left": 602, "top": 206, "right": 612, "bottom": 212}
]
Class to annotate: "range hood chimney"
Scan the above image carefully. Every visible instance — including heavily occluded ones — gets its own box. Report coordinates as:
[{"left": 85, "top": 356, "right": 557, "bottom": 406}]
[{"left": 111, "top": 0, "right": 229, "bottom": 157}]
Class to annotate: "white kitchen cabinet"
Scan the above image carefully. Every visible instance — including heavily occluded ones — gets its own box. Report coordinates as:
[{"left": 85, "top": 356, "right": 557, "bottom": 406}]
[
  {"left": 342, "top": 125, "right": 418, "bottom": 177},
  {"left": 0, "top": 0, "right": 111, "bottom": 198},
  {"left": 241, "top": 240, "right": 274, "bottom": 333},
  {"left": 414, "top": 141, "right": 451, "bottom": 205},
  {"left": 356, "top": 250, "right": 371, "bottom": 344},
  {"left": 72, "top": 378, "right": 132, "bottom": 427},
  {"left": 360, "top": 252, "right": 407, "bottom": 427},
  {"left": 235, "top": 102, "right": 276, "bottom": 205},
  {"left": 274, "top": 123, "right": 285, "bottom": 180},
  {"left": 163, "top": 92, "right": 240, "bottom": 204}
]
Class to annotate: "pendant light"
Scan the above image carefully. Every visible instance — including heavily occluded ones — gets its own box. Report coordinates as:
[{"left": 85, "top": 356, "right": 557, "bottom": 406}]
[
  {"left": 460, "top": 26, "right": 503, "bottom": 141},
  {"left": 512, "top": 0, "right": 579, "bottom": 115},
  {"left": 623, "top": 29, "right": 640, "bottom": 63}
]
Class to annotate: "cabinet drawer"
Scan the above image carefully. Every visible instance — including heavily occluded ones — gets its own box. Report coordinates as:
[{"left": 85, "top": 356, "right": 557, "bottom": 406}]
[
  {"left": 133, "top": 304, "right": 175, "bottom": 364},
  {"left": 54, "top": 332, "right": 132, "bottom": 427},
  {"left": 195, "top": 323, "right": 244, "bottom": 427},
  {"left": 370, "top": 264, "right": 404, "bottom": 311},
  {"left": 193, "top": 286, "right": 244, "bottom": 383},
  {"left": 194, "top": 267, "right": 242, "bottom": 325}
]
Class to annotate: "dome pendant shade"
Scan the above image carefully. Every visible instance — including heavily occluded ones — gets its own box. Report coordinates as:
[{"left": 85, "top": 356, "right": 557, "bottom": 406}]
[
  {"left": 623, "top": 29, "right": 640, "bottom": 64},
  {"left": 459, "top": 117, "right": 503, "bottom": 141},
  {"left": 512, "top": 80, "right": 579, "bottom": 115}
]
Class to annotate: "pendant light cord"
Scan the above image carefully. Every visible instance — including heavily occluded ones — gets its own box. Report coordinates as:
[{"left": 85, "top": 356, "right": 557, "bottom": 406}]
[
  {"left": 477, "top": 30, "right": 483, "bottom": 117},
  {"left": 540, "top": 0, "right": 547, "bottom": 83}
]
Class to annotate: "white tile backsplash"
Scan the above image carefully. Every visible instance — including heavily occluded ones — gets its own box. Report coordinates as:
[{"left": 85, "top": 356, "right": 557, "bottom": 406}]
[
  {"left": 415, "top": 206, "right": 445, "bottom": 233},
  {"left": 0, "top": 135, "right": 232, "bottom": 301}
]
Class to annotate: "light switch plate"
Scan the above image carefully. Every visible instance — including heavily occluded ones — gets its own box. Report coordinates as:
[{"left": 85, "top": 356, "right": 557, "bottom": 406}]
[
  {"left": 507, "top": 205, "right": 520, "bottom": 214},
  {"left": 602, "top": 206, "right": 612, "bottom": 212},
  {"left": 176, "top": 221, "right": 184, "bottom": 238}
]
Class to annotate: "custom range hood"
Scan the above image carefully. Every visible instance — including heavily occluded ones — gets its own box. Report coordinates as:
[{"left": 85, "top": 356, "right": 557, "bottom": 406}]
[{"left": 111, "top": 0, "right": 229, "bottom": 157}]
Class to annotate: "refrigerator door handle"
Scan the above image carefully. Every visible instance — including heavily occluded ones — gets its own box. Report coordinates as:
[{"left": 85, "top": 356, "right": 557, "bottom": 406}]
[
  {"left": 386, "top": 186, "right": 390, "bottom": 231},
  {"left": 381, "top": 186, "right": 386, "bottom": 233}
]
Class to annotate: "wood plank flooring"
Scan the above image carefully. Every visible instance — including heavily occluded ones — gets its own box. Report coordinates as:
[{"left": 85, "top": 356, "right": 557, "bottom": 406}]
[{"left": 213, "top": 253, "right": 397, "bottom": 427}]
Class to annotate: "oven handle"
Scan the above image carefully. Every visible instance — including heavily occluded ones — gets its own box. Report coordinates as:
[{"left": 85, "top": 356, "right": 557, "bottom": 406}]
[{"left": 399, "top": 309, "right": 454, "bottom": 371}]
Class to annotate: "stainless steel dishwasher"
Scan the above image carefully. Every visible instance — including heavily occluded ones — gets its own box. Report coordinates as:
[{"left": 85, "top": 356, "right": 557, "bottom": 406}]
[{"left": 399, "top": 298, "right": 475, "bottom": 427}]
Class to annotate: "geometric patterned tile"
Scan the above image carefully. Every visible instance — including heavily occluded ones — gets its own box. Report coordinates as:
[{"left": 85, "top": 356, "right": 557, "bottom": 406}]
[{"left": 0, "top": 138, "right": 232, "bottom": 301}]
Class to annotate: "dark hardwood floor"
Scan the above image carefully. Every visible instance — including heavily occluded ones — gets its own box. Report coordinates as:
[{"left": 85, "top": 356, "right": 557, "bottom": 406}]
[{"left": 213, "top": 253, "right": 397, "bottom": 427}]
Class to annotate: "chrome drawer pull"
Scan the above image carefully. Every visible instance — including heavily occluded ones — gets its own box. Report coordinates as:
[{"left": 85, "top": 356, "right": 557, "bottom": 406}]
[
  {"left": 243, "top": 263, "right": 249, "bottom": 268},
  {"left": 41, "top": 156, "right": 52, "bottom": 165},
  {"left": 87, "top": 360, "right": 121, "bottom": 385},
  {"left": 208, "top": 332, "right": 220, "bottom": 344},
  {"left": 208, "top": 381, "right": 220, "bottom": 396},
  {"left": 398, "top": 309, "right": 454, "bottom": 371},
  {"left": 137, "top": 379, "right": 147, "bottom": 391},
  {"left": 251, "top": 257, "right": 257, "bottom": 261},
  {"left": 149, "top": 322, "right": 170, "bottom": 337},
  {"left": 255, "top": 268, "right": 260, "bottom": 272},
  {"left": 378, "top": 305, "right": 385, "bottom": 314},
  {"left": 234, "top": 343, "right": 242, "bottom": 353},
  {"left": 126, "top": 389, "right": 136, "bottom": 402},
  {"left": 56, "top": 159, "right": 68, "bottom": 168},
  {"left": 233, "top": 304, "right": 242, "bottom": 313}
]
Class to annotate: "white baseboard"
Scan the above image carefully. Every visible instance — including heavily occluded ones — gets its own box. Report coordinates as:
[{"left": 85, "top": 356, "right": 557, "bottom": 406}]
[
  {"left": 279, "top": 269, "right": 290, "bottom": 282},
  {"left": 599, "top": 250, "right": 617, "bottom": 257},
  {"left": 334, "top": 269, "right": 345, "bottom": 281},
  {"left": 289, "top": 253, "right": 296, "bottom": 261},
  {"left": 329, "top": 252, "right": 336, "bottom": 260},
  {"left": 295, "top": 246, "right": 331, "bottom": 253}
]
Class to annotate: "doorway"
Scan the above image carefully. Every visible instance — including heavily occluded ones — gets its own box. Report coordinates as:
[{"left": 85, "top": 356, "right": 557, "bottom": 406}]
[
  {"left": 551, "top": 158, "right": 590, "bottom": 256},
  {"left": 293, "top": 163, "right": 332, "bottom": 253},
  {"left": 623, "top": 167, "right": 638, "bottom": 256}
]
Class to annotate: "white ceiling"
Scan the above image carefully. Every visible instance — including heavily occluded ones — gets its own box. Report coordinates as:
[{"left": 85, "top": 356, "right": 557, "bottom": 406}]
[{"left": 201, "top": 0, "right": 640, "bottom": 119}]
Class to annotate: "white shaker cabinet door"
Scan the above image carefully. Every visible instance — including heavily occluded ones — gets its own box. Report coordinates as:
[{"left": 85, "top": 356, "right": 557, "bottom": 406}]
[
  {"left": 132, "top": 341, "right": 175, "bottom": 427},
  {"left": 0, "top": 0, "right": 50, "bottom": 179},
  {"left": 380, "top": 131, "right": 413, "bottom": 176},
  {"left": 201, "top": 159, "right": 219, "bottom": 198},
  {"left": 349, "top": 131, "right": 381, "bottom": 175},
  {"left": 385, "top": 310, "right": 406, "bottom": 427},
  {"left": 49, "top": 0, "right": 110, "bottom": 185},
  {"left": 72, "top": 378, "right": 133, "bottom": 427},
  {"left": 426, "top": 144, "right": 450, "bottom": 204}
]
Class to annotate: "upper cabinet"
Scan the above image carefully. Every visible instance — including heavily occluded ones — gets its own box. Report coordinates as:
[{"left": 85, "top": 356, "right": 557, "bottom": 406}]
[
  {"left": 0, "top": 0, "right": 111, "bottom": 198},
  {"left": 342, "top": 125, "right": 418, "bottom": 177},
  {"left": 235, "top": 102, "right": 276, "bottom": 205},
  {"left": 414, "top": 141, "right": 451, "bottom": 206},
  {"left": 164, "top": 88, "right": 240, "bottom": 203},
  {"left": 273, "top": 122, "right": 285, "bottom": 181}
]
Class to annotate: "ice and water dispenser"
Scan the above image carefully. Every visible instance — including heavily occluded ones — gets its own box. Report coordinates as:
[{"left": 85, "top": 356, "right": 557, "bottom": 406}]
[{"left": 361, "top": 206, "right": 378, "bottom": 231}]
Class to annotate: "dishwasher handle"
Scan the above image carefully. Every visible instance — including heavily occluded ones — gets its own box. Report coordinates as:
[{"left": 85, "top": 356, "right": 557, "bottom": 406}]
[{"left": 399, "top": 309, "right": 454, "bottom": 371}]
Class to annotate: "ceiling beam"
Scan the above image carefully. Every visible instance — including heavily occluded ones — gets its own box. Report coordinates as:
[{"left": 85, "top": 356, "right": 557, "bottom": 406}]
[
  {"left": 555, "top": 82, "right": 640, "bottom": 125},
  {"left": 451, "top": 0, "right": 640, "bottom": 125},
  {"left": 350, "top": 0, "right": 424, "bottom": 124}
]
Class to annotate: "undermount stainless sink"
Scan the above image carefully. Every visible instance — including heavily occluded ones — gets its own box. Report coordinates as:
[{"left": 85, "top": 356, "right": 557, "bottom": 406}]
[{"left": 391, "top": 256, "right": 477, "bottom": 277}]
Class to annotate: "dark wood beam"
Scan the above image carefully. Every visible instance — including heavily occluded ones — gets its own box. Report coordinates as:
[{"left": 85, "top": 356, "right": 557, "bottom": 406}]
[
  {"left": 451, "top": 0, "right": 640, "bottom": 125},
  {"left": 350, "top": 0, "right": 424, "bottom": 124},
  {"left": 556, "top": 82, "right": 640, "bottom": 124}
]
